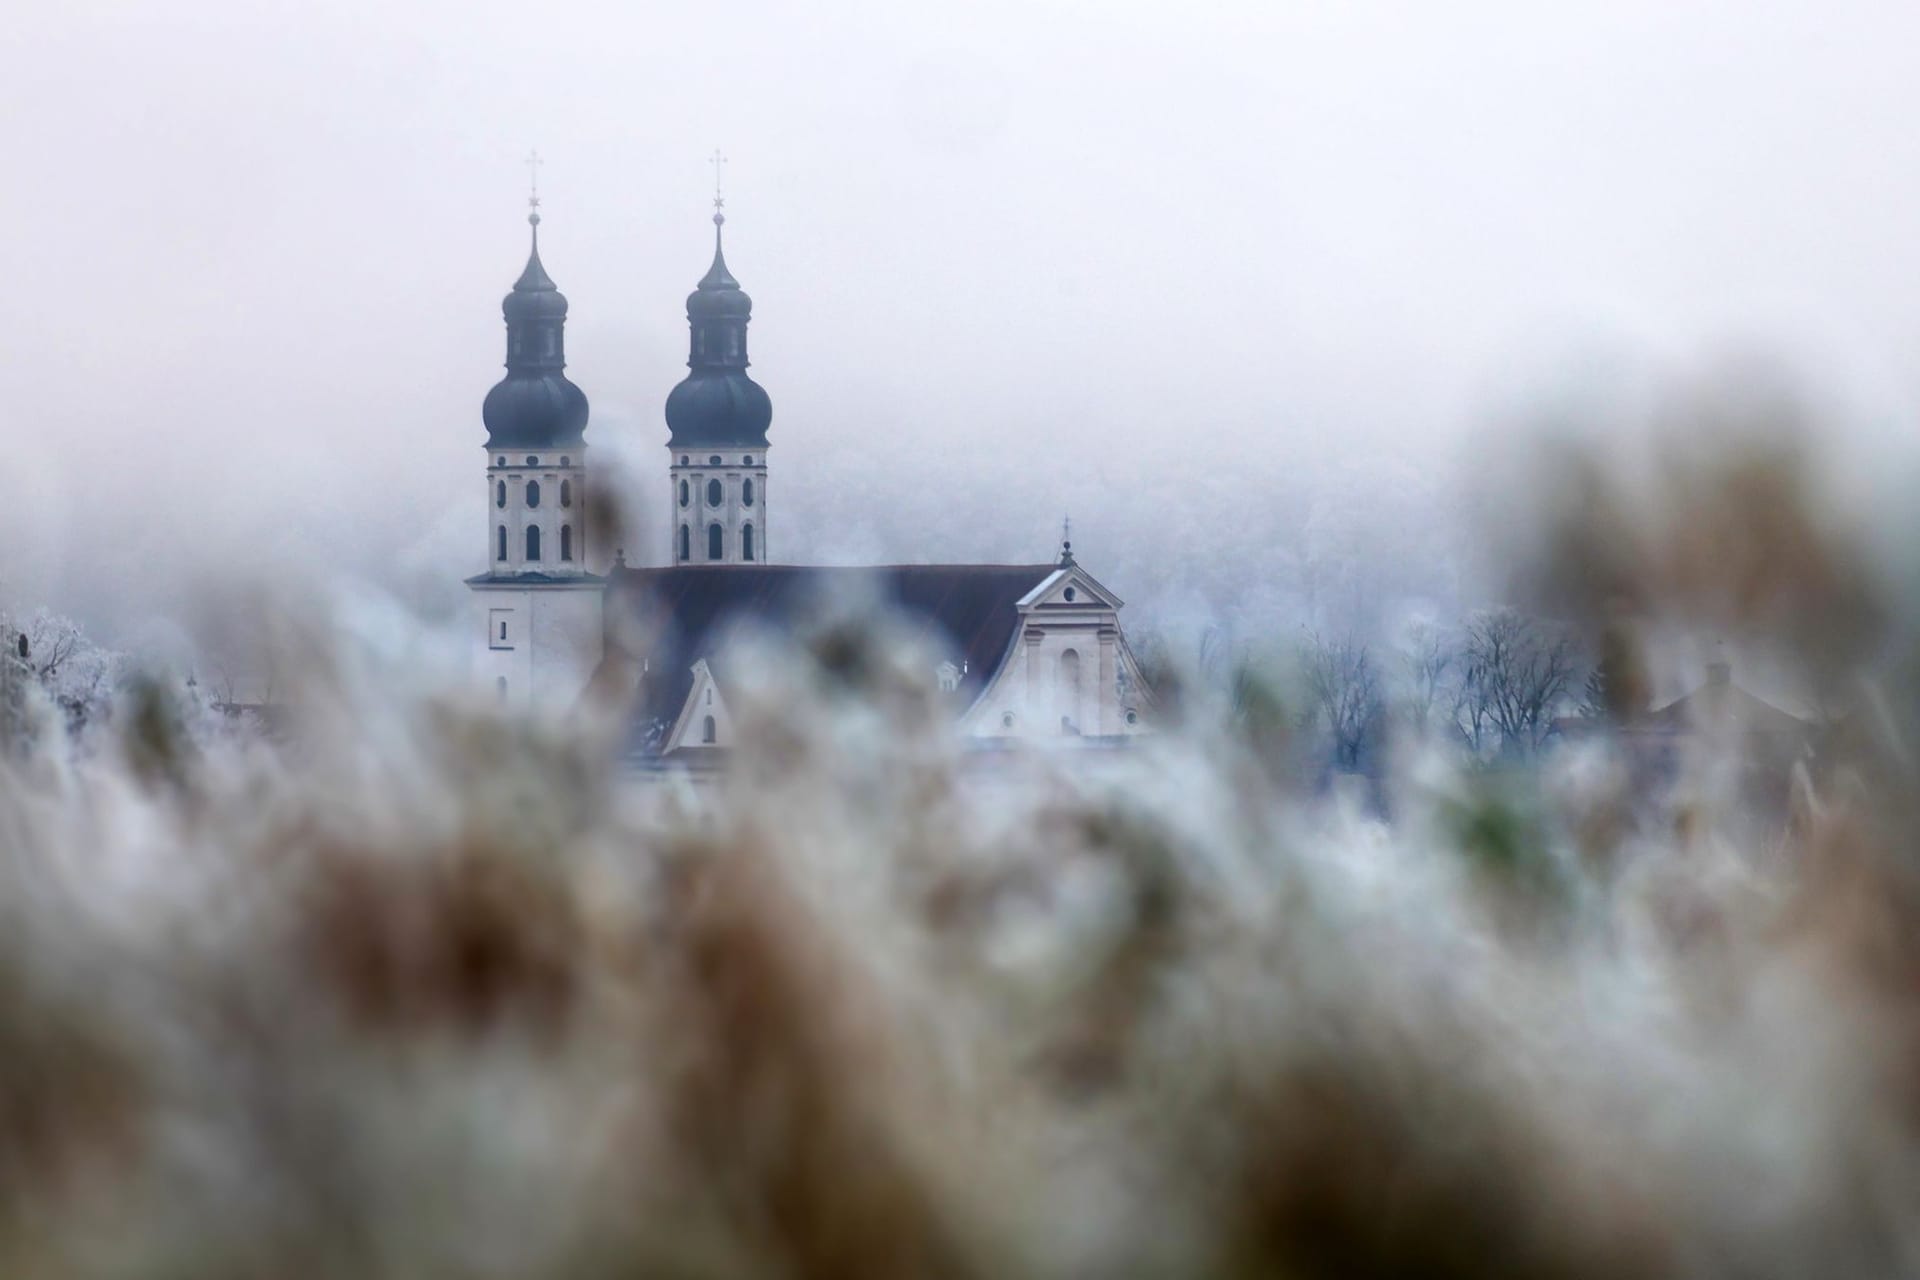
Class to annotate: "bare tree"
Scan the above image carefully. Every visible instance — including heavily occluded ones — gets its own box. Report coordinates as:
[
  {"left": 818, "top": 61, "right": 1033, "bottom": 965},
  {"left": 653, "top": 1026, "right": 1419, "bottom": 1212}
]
[
  {"left": 1454, "top": 609, "right": 1579, "bottom": 759},
  {"left": 1398, "top": 622, "right": 1455, "bottom": 739},
  {"left": 1303, "top": 631, "right": 1383, "bottom": 771}
]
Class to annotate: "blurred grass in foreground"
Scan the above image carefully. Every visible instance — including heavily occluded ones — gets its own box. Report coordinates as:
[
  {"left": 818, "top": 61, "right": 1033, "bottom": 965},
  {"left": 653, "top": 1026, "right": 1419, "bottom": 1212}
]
[{"left": 2, "top": 415, "right": 1920, "bottom": 1278}]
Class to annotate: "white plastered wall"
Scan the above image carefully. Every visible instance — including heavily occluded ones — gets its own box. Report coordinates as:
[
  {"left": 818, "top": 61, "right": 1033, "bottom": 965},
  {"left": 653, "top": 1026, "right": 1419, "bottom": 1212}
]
[
  {"left": 486, "top": 445, "right": 592, "bottom": 575},
  {"left": 469, "top": 582, "right": 603, "bottom": 710},
  {"left": 668, "top": 445, "right": 769, "bottom": 565}
]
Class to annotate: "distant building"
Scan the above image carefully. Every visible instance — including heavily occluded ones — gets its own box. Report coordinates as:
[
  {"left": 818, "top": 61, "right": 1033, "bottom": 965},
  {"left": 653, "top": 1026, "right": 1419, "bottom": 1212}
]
[
  {"left": 1560, "top": 660, "right": 1815, "bottom": 813},
  {"left": 466, "top": 195, "right": 1153, "bottom": 761}
]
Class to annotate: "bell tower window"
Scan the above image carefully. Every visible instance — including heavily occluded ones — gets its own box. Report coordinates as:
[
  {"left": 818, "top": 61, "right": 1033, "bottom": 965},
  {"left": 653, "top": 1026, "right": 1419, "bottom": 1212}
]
[
  {"left": 707, "top": 479, "right": 723, "bottom": 507},
  {"left": 742, "top": 524, "right": 755, "bottom": 562},
  {"left": 560, "top": 479, "right": 572, "bottom": 508},
  {"left": 743, "top": 478, "right": 755, "bottom": 507},
  {"left": 526, "top": 525, "right": 542, "bottom": 561},
  {"left": 526, "top": 481, "right": 541, "bottom": 509},
  {"left": 495, "top": 481, "right": 506, "bottom": 509},
  {"left": 707, "top": 523, "right": 723, "bottom": 561},
  {"left": 497, "top": 526, "right": 507, "bottom": 562},
  {"left": 560, "top": 525, "right": 574, "bottom": 561},
  {"left": 679, "top": 524, "right": 691, "bottom": 562}
]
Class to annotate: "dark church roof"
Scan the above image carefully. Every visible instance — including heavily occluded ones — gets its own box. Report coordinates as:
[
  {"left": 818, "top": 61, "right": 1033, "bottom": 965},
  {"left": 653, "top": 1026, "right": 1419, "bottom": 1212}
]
[{"left": 602, "top": 563, "right": 1056, "bottom": 737}]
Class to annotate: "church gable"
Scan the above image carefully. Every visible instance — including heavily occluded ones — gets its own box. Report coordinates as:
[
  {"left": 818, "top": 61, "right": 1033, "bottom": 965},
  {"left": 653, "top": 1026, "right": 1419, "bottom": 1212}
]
[
  {"left": 1018, "top": 566, "right": 1125, "bottom": 613},
  {"left": 662, "top": 659, "right": 734, "bottom": 753}
]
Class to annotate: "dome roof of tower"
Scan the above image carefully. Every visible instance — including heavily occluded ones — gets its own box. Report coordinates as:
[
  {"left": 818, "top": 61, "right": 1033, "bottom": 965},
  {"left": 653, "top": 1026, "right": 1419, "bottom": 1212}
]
[
  {"left": 503, "top": 234, "right": 568, "bottom": 321},
  {"left": 686, "top": 228, "right": 751, "bottom": 319},
  {"left": 665, "top": 369, "right": 771, "bottom": 448},
  {"left": 484, "top": 372, "right": 589, "bottom": 448}
]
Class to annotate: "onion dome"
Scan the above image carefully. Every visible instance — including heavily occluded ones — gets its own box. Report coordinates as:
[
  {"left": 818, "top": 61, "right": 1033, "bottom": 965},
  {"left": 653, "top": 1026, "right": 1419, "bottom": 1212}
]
[
  {"left": 483, "top": 209, "right": 588, "bottom": 449},
  {"left": 686, "top": 230, "right": 752, "bottom": 319},
  {"left": 665, "top": 212, "right": 771, "bottom": 448}
]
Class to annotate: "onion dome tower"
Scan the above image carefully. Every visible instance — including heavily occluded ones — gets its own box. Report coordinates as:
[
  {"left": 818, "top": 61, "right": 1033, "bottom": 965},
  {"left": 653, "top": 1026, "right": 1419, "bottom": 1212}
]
[
  {"left": 468, "top": 160, "right": 603, "bottom": 712},
  {"left": 667, "top": 154, "right": 771, "bottom": 565},
  {"left": 481, "top": 189, "right": 590, "bottom": 578}
]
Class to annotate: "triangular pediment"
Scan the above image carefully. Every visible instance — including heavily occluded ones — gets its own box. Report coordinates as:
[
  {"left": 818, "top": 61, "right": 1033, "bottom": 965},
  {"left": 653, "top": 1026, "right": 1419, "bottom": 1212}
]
[{"left": 1018, "top": 565, "right": 1125, "bottom": 612}]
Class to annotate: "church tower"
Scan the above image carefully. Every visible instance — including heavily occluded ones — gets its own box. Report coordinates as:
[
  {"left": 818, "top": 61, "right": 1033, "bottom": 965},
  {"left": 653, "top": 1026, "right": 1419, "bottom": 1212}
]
[
  {"left": 665, "top": 185, "right": 772, "bottom": 565},
  {"left": 467, "top": 183, "right": 603, "bottom": 707}
]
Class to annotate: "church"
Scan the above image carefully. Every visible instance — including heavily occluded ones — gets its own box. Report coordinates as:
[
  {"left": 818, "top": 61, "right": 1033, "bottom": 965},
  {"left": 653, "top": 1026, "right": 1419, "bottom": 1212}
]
[{"left": 465, "top": 189, "right": 1153, "bottom": 764}]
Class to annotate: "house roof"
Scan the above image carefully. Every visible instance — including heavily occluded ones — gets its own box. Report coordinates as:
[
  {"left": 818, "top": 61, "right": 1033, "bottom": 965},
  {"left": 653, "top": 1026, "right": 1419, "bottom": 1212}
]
[
  {"left": 1640, "top": 677, "right": 1812, "bottom": 740},
  {"left": 601, "top": 563, "right": 1057, "bottom": 739}
]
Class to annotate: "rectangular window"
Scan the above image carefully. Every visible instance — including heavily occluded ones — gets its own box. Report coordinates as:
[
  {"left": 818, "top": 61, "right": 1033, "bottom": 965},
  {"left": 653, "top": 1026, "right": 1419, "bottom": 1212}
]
[{"left": 489, "top": 609, "right": 514, "bottom": 650}]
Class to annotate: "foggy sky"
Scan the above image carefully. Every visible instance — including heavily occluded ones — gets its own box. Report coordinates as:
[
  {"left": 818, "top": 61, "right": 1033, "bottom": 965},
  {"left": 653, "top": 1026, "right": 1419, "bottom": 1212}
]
[{"left": 7, "top": 0, "right": 1920, "bottom": 647}]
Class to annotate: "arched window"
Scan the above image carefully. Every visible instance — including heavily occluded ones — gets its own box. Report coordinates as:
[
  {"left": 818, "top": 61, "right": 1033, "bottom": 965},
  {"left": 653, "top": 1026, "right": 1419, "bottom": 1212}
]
[
  {"left": 560, "top": 525, "right": 573, "bottom": 561},
  {"left": 702, "top": 715, "right": 717, "bottom": 744},
  {"left": 497, "top": 525, "right": 507, "bottom": 561},
  {"left": 560, "top": 479, "right": 572, "bottom": 508},
  {"left": 742, "top": 478, "right": 755, "bottom": 507},
  {"left": 526, "top": 525, "right": 542, "bottom": 561},
  {"left": 525, "top": 456, "right": 538, "bottom": 466},
  {"left": 708, "top": 523, "right": 723, "bottom": 560},
  {"left": 707, "top": 479, "right": 723, "bottom": 507},
  {"left": 709, "top": 455, "right": 722, "bottom": 466},
  {"left": 679, "top": 480, "right": 689, "bottom": 507},
  {"left": 679, "top": 524, "right": 691, "bottom": 561},
  {"left": 495, "top": 480, "right": 506, "bottom": 509},
  {"left": 680, "top": 455, "right": 689, "bottom": 466},
  {"left": 526, "top": 481, "right": 541, "bottom": 509},
  {"left": 559, "top": 456, "right": 570, "bottom": 467},
  {"left": 742, "top": 455, "right": 754, "bottom": 465},
  {"left": 1058, "top": 649, "right": 1082, "bottom": 732},
  {"left": 742, "top": 524, "right": 755, "bottom": 561},
  {"left": 496, "top": 456, "right": 506, "bottom": 467}
]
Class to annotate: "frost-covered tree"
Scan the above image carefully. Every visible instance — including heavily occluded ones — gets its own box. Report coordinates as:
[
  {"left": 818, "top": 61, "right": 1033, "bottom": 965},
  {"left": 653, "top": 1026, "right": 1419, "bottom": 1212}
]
[{"left": 1, "top": 608, "right": 123, "bottom": 740}]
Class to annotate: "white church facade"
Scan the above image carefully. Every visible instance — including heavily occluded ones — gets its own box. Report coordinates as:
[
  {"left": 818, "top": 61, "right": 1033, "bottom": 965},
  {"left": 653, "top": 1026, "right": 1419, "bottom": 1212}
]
[{"left": 467, "top": 193, "right": 1153, "bottom": 762}]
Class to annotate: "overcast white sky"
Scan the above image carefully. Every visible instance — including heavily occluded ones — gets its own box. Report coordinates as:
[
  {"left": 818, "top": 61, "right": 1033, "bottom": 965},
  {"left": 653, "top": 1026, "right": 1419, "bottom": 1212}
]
[{"left": 6, "top": 0, "right": 1920, "bottom": 643}]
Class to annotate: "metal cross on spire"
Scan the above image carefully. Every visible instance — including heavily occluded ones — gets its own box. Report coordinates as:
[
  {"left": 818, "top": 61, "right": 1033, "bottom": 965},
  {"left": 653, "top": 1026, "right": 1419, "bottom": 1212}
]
[
  {"left": 525, "top": 149, "right": 543, "bottom": 225},
  {"left": 709, "top": 148, "right": 728, "bottom": 224},
  {"left": 1060, "top": 515, "right": 1075, "bottom": 566}
]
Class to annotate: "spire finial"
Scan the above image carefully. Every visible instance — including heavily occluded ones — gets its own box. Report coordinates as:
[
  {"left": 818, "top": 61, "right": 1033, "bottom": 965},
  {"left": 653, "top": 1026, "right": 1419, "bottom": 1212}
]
[
  {"left": 525, "top": 149, "right": 543, "bottom": 227},
  {"left": 1060, "top": 515, "right": 1075, "bottom": 566},
  {"left": 709, "top": 148, "right": 727, "bottom": 227}
]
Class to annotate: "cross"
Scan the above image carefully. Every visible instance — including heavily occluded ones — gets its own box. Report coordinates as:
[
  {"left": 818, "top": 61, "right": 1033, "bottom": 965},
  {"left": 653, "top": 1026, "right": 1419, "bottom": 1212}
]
[
  {"left": 525, "top": 149, "right": 542, "bottom": 211},
  {"left": 710, "top": 148, "right": 727, "bottom": 212}
]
